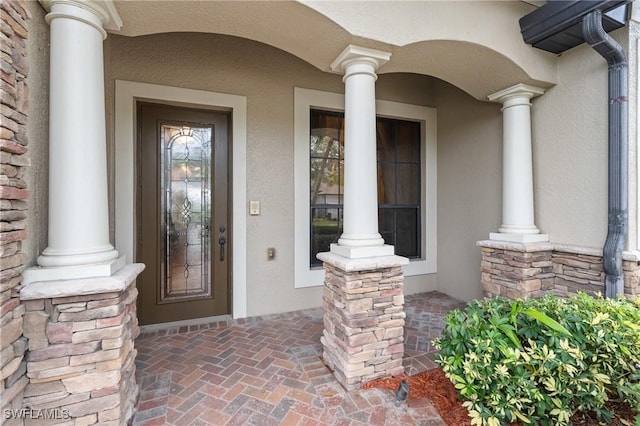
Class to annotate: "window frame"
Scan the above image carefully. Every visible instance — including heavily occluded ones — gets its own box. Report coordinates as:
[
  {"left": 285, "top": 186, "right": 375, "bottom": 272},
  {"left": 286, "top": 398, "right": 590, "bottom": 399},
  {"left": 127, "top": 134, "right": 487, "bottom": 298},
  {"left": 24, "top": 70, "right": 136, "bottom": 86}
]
[{"left": 294, "top": 87, "right": 437, "bottom": 288}]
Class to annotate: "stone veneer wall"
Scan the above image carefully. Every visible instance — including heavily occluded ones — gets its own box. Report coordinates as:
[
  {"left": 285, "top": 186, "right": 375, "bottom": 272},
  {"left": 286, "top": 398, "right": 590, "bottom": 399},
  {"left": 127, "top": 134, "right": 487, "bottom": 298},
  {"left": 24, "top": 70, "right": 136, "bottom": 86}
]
[
  {"left": 1, "top": 0, "right": 30, "bottom": 420},
  {"left": 319, "top": 253, "right": 408, "bottom": 391},
  {"left": 21, "top": 283, "right": 139, "bottom": 424},
  {"left": 479, "top": 241, "right": 640, "bottom": 299}
]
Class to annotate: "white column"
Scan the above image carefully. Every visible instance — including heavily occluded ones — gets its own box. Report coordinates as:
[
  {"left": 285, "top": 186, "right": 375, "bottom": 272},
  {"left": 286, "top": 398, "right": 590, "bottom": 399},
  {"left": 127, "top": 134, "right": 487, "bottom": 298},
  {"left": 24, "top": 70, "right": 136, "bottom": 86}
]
[
  {"left": 329, "top": 45, "right": 394, "bottom": 258},
  {"left": 24, "top": 0, "right": 124, "bottom": 284},
  {"left": 489, "top": 83, "right": 548, "bottom": 243}
]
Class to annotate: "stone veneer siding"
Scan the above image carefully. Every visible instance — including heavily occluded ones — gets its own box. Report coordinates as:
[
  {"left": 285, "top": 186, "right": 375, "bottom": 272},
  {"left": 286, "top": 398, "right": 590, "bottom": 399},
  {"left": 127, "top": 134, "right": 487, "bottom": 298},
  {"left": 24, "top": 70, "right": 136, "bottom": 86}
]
[
  {"left": 1, "top": 0, "right": 30, "bottom": 420},
  {"left": 16, "top": 264, "right": 144, "bottom": 425},
  {"left": 318, "top": 253, "right": 408, "bottom": 391},
  {"left": 479, "top": 241, "right": 640, "bottom": 299},
  {"left": 19, "top": 275, "right": 140, "bottom": 425}
]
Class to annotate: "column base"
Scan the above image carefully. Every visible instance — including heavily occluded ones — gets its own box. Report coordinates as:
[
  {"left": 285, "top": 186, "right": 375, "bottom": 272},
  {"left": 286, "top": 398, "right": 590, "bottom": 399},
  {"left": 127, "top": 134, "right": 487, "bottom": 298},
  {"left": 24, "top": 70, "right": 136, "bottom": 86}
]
[
  {"left": 478, "top": 240, "right": 553, "bottom": 299},
  {"left": 22, "top": 256, "right": 127, "bottom": 287},
  {"left": 329, "top": 243, "right": 395, "bottom": 259},
  {"left": 490, "top": 232, "right": 549, "bottom": 243},
  {"left": 37, "top": 246, "right": 120, "bottom": 268}
]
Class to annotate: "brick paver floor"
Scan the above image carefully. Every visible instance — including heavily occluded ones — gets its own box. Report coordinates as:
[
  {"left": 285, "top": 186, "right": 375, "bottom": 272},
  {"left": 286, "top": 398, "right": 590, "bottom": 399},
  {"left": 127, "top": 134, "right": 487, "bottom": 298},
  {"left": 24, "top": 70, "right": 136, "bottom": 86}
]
[{"left": 132, "top": 291, "right": 466, "bottom": 425}]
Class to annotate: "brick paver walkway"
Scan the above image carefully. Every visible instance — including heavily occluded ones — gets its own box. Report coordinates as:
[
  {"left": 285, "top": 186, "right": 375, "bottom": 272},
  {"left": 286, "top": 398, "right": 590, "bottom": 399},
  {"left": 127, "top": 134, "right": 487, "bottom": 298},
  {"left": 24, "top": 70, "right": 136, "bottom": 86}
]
[{"left": 132, "top": 291, "right": 466, "bottom": 425}]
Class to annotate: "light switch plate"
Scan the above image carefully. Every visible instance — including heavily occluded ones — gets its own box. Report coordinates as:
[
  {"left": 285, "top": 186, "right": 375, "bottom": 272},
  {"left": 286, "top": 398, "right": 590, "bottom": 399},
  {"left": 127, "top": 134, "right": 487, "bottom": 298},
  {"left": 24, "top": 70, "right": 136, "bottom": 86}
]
[{"left": 249, "top": 200, "right": 260, "bottom": 215}]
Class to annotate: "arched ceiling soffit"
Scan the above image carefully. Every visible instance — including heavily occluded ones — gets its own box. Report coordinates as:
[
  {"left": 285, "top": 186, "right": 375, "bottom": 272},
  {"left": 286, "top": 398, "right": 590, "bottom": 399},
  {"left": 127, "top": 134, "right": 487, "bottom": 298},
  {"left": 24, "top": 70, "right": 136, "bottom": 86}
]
[
  {"left": 110, "top": 0, "right": 558, "bottom": 100},
  {"left": 301, "top": 0, "right": 558, "bottom": 99},
  {"left": 110, "top": 0, "right": 353, "bottom": 74},
  {"left": 385, "top": 40, "right": 552, "bottom": 100}
]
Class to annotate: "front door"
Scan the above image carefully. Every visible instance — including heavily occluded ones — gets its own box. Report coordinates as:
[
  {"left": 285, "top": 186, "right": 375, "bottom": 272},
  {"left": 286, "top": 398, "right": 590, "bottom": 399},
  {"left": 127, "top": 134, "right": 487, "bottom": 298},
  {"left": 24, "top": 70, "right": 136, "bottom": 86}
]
[{"left": 137, "top": 103, "right": 230, "bottom": 325}]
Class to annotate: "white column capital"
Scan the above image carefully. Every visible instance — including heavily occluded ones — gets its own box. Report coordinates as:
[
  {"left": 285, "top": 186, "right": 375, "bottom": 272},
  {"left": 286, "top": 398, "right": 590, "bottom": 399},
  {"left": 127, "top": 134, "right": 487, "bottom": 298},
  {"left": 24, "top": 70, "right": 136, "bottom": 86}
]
[
  {"left": 488, "top": 83, "right": 545, "bottom": 106},
  {"left": 42, "top": 0, "right": 122, "bottom": 35},
  {"left": 330, "top": 45, "right": 391, "bottom": 77}
]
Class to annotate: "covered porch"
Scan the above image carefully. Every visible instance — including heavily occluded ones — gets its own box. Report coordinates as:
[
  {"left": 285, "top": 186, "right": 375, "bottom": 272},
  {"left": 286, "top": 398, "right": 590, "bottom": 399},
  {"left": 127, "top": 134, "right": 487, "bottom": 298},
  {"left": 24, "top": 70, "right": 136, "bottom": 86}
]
[{"left": 6, "top": 0, "right": 639, "bottom": 424}]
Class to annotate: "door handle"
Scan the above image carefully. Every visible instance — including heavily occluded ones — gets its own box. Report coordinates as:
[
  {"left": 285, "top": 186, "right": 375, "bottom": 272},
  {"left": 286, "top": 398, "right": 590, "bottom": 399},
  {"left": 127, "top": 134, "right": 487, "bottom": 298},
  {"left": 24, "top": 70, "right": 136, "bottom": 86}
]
[
  {"left": 218, "top": 236, "right": 226, "bottom": 261},
  {"left": 218, "top": 225, "right": 226, "bottom": 261}
]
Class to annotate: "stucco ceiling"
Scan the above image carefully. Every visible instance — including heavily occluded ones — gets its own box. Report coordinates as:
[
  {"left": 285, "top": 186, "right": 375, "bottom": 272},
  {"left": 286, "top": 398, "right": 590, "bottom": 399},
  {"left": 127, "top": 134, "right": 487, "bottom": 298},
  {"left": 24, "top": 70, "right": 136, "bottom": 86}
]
[{"left": 109, "top": 0, "right": 558, "bottom": 100}]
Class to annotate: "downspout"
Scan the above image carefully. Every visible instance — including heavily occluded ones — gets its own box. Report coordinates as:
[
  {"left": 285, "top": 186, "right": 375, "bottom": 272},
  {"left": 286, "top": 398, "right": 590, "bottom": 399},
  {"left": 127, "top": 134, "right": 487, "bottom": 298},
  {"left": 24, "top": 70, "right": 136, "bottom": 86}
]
[{"left": 582, "top": 10, "right": 628, "bottom": 298}]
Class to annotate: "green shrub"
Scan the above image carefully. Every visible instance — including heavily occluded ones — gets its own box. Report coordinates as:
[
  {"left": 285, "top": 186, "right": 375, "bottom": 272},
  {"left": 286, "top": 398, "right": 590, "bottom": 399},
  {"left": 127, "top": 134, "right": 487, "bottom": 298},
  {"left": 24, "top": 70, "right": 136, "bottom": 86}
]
[{"left": 433, "top": 293, "right": 640, "bottom": 426}]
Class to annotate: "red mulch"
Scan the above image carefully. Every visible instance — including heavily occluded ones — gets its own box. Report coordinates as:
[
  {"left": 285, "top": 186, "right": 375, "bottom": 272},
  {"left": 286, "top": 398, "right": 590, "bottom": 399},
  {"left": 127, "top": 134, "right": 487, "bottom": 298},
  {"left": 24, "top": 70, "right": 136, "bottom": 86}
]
[
  {"left": 362, "top": 368, "right": 638, "bottom": 426},
  {"left": 362, "top": 368, "right": 471, "bottom": 425}
]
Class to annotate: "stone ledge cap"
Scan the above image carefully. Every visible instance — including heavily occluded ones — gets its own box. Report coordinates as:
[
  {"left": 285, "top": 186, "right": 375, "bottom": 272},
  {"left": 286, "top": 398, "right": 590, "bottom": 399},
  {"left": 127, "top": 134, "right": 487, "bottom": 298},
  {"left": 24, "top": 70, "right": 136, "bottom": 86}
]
[
  {"left": 554, "top": 243, "right": 602, "bottom": 257},
  {"left": 317, "top": 252, "right": 409, "bottom": 272},
  {"left": 477, "top": 239, "right": 554, "bottom": 253},
  {"left": 21, "top": 263, "right": 145, "bottom": 300},
  {"left": 478, "top": 240, "right": 640, "bottom": 262},
  {"left": 622, "top": 250, "right": 640, "bottom": 261},
  {"left": 556, "top": 245, "right": 640, "bottom": 261}
]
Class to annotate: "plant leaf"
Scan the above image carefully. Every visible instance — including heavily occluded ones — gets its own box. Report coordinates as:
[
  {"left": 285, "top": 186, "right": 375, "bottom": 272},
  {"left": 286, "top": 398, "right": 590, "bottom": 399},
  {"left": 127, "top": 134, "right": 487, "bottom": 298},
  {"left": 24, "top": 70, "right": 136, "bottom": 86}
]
[
  {"left": 524, "top": 308, "right": 572, "bottom": 337},
  {"left": 513, "top": 409, "right": 532, "bottom": 424},
  {"left": 497, "top": 323, "right": 521, "bottom": 348}
]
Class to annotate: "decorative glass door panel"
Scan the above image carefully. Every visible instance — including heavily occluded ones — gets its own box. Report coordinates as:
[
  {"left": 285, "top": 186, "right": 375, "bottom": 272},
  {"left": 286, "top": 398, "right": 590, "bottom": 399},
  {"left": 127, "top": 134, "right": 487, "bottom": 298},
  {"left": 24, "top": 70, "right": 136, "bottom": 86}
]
[{"left": 161, "top": 125, "right": 212, "bottom": 302}]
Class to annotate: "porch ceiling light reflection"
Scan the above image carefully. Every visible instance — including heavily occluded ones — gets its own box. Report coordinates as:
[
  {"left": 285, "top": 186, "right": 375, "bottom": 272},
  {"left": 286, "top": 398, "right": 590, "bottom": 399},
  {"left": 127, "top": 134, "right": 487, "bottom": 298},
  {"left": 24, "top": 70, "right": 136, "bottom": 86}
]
[{"left": 179, "top": 126, "right": 193, "bottom": 137}]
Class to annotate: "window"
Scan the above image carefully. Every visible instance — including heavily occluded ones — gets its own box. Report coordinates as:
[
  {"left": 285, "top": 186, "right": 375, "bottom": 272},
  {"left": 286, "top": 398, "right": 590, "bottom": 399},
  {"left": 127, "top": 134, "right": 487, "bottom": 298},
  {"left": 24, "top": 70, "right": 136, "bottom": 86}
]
[
  {"left": 377, "top": 116, "right": 422, "bottom": 259},
  {"left": 310, "top": 110, "right": 344, "bottom": 266},
  {"left": 294, "top": 88, "right": 437, "bottom": 288},
  {"left": 309, "top": 110, "right": 422, "bottom": 267}
]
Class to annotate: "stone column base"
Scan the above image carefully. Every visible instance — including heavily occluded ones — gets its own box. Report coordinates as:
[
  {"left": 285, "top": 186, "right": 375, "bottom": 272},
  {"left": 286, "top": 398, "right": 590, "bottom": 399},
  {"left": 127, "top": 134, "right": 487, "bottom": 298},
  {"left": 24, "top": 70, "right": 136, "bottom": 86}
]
[
  {"left": 478, "top": 240, "right": 554, "bottom": 299},
  {"left": 18, "top": 263, "right": 144, "bottom": 425},
  {"left": 317, "top": 253, "right": 409, "bottom": 391}
]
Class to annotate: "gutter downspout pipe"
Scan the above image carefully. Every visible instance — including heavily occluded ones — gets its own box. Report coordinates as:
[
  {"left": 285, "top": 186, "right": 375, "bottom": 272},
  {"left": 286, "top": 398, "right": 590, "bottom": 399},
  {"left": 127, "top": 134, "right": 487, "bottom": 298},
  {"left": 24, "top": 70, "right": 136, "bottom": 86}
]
[{"left": 582, "top": 10, "right": 628, "bottom": 298}]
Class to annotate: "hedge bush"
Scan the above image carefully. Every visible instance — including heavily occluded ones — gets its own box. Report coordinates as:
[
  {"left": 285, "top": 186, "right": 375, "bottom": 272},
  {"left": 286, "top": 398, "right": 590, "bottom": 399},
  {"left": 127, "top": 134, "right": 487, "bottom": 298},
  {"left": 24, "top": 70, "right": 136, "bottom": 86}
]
[{"left": 434, "top": 293, "right": 640, "bottom": 425}]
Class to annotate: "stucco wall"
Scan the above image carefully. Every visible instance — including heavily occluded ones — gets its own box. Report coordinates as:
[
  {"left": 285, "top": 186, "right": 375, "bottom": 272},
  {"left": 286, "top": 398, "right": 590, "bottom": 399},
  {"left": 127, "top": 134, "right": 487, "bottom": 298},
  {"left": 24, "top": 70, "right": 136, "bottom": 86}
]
[
  {"left": 534, "top": 29, "right": 629, "bottom": 250},
  {"left": 105, "top": 33, "right": 450, "bottom": 316},
  {"left": 23, "top": 0, "right": 48, "bottom": 267},
  {"left": 105, "top": 33, "right": 330, "bottom": 316},
  {"left": 435, "top": 80, "right": 502, "bottom": 302},
  {"left": 71, "top": 24, "right": 640, "bottom": 314},
  {"left": 18, "top": 5, "right": 640, "bottom": 321}
]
